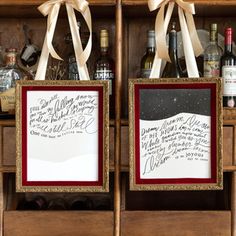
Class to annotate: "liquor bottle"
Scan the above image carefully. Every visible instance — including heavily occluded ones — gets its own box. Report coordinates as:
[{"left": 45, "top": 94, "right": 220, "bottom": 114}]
[
  {"left": 220, "top": 27, "right": 236, "bottom": 108},
  {"left": 94, "top": 29, "right": 115, "bottom": 118},
  {"left": 20, "top": 24, "right": 40, "bottom": 67},
  {"left": 17, "top": 196, "right": 47, "bottom": 210},
  {"left": 0, "top": 48, "right": 33, "bottom": 113},
  {"left": 140, "top": 30, "right": 155, "bottom": 78},
  {"left": 162, "top": 22, "right": 184, "bottom": 78},
  {"left": 204, "top": 23, "right": 223, "bottom": 78}
]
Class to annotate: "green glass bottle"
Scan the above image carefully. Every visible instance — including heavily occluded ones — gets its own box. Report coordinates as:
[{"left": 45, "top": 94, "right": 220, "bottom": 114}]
[{"left": 140, "top": 30, "right": 155, "bottom": 78}]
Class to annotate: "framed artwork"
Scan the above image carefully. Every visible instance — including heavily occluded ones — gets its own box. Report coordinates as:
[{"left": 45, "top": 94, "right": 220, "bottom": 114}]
[
  {"left": 129, "top": 78, "right": 223, "bottom": 191},
  {"left": 16, "top": 80, "right": 109, "bottom": 192}
]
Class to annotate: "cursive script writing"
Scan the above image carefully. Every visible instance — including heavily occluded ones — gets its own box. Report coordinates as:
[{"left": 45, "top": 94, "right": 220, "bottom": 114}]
[
  {"left": 29, "top": 92, "right": 98, "bottom": 138},
  {"left": 140, "top": 113, "right": 211, "bottom": 179}
]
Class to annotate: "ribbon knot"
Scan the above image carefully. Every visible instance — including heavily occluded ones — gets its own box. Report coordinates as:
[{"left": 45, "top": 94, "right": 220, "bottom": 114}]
[
  {"left": 35, "top": 0, "right": 92, "bottom": 80},
  {"left": 148, "top": 0, "right": 203, "bottom": 78}
]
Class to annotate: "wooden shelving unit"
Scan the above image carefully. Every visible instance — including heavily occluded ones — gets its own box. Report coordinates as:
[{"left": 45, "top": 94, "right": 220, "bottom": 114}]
[{"left": 0, "top": 0, "right": 236, "bottom": 236}]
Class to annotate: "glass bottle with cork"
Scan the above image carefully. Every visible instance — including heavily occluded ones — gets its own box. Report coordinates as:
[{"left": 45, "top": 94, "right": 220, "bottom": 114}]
[
  {"left": 94, "top": 29, "right": 115, "bottom": 118},
  {"left": 140, "top": 30, "right": 155, "bottom": 78},
  {"left": 0, "top": 48, "right": 33, "bottom": 114},
  {"left": 204, "top": 23, "right": 223, "bottom": 78}
]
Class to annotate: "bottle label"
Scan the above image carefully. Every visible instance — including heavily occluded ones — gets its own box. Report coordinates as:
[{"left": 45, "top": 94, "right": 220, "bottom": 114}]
[
  {"left": 141, "top": 69, "right": 151, "bottom": 78},
  {"left": 21, "top": 45, "right": 36, "bottom": 61},
  {"left": 94, "top": 69, "right": 114, "bottom": 95},
  {"left": 203, "top": 60, "right": 220, "bottom": 78},
  {"left": 0, "top": 87, "right": 15, "bottom": 112},
  {"left": 222, "top": 65, "right": 236, "bottom": 96}
]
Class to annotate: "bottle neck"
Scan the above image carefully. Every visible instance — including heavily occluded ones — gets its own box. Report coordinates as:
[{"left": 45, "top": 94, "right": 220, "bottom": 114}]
[
  {"left": 147, "top": 34, "right": 155, "bottom": 53},
  {"left": 100, "top": 47, "right": 109, "bottom": 56},
  {"left": 224, "top": 29, "right": 233, "bottom": 53},
  {"left": 147, "top": 47, "right": 155, "bottom": 53},
  {"left": 225, "top": 44, "right": 232, "bottom": 53},
  {"left": 169, "top": 31, "right": 178, "bottom": 63},
  {"left": 210, "top": 30, "right": 217, "bottom": 44}
]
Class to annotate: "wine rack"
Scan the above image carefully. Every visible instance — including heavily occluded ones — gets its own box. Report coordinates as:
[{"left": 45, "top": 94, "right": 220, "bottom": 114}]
[{"left": 1, "top": 1, "right": 236, "bottom": 236}]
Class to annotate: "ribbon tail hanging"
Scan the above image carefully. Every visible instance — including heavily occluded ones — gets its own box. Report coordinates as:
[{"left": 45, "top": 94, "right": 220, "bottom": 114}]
[
  {"left": 66, "top": 3, "right": 90, "bottom": 80},
  {"left": 35, "top": 3, "right": 61, "bottom": 80},
  {"left": 150, "top": 1, "right": 174, "bottom": 78},
  {"left": 178, "top": 7, "right": 199, "bottom": 78},
  {"left": 185, "top": 12, "right": 203, "bottom": 57}
]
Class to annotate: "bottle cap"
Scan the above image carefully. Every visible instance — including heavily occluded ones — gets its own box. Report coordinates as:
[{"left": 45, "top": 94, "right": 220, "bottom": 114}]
[
  {"left": 100, "top": 29, "right": 109, "bottom": 37},
  {"left": 211, "top": 23, "right": 217, "bottom": 31},
  {"left": 100, "top": 29, "right": 109, "bottom": 48},
  {"left": 225, "top": 27, "right": 233, "bottom": 45},
  {"left": 147, "top": 30, "right": 155, "bottom": 38}
]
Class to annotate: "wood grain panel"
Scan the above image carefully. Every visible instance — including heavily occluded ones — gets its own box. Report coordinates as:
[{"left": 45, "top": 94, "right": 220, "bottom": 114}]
[
  {"left": 121, "top": 211, "right": 231, "bottom": 236},
  {"left": 0, "top": 0, "right": 115, "bottom": 6},
  {"left": 4, "top": 211, "right": 113, "bottom": 236},
  {"left": 122, "top": 0, "right": 236, "bottom": 5},
  {"left": 232, "top": 172, "right": 236, "bottom": 236},
  {"left": 3, "top": 128, "right": 16, "bottom": 166},
  {"left": 223, "top": 126, "right": 233, "bottom": 166},
  {"left": 0, "top": 173, "right": 3, "bottom": 236},
  {"left": 110, "top": 127, "right": 115, "bottom": 170},
  {"left": 121, "top": 126, "right": 129, "bottom": 169}
]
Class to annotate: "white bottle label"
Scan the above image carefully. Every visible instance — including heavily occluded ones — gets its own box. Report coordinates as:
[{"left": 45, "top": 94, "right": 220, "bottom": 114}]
[
  {"left": 94, "top": 69, "right": 114, "bottom": 95},
  {"left": 21, "top": 45, "right": 36, "bottom": 61},
  {"left": 222, "top": 65, "right": 236, "bottom": 96}
]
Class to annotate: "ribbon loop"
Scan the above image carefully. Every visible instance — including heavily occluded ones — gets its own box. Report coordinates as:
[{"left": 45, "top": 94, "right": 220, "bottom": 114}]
[
  {"left": 35, "top": 0, "right": 91, "bottom": 81},
  {"left": 148, "top": 0, "right": 203, "bottom": 78}
]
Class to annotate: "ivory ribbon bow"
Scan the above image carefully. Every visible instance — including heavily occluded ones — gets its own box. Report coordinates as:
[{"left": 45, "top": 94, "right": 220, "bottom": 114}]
[
  {"left": 35, "top": 0, "right": 92, "bottom": 80},
  {"left": 148, "top": 0, "right": 203, "bottom": 78}
]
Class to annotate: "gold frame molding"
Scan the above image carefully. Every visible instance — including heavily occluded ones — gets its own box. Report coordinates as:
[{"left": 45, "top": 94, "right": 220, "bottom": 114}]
[
  {"left": 129, "top": 78, "right": 223, "bottom": 191},
  {"left": 16, "top": 80, "right": 109, "bottom": 192}
]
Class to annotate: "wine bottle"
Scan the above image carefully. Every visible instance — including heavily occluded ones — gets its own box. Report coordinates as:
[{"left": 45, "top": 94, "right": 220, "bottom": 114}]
[
  {"left": 94, "top": 29, "right": 115, "bottom": 118},
  {"left": 220, "top": 27, "right": 236, "bottom": 108},
  {"left": 140, "top": 30, "right": 155, "bottom": 78},
  {"left": 204, "top": 23, "right": 223, "bottom": 78},
  {"left": 20, "top": 24, "right": 40, "bottom": 67},
  {"left": 162, "top": 22, "right": 184, "bottom": 78}
]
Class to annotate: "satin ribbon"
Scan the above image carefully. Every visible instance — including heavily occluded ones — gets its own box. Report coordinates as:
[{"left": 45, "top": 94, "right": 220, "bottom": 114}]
[
  {"left": 148, "top": 0, "right": 203, "bottom": 78},
  {"left": 35, "top": 0, "right": 92, "bottom": 80}
]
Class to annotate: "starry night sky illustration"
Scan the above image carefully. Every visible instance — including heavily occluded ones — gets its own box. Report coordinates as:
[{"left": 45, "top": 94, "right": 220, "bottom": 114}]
[{"left": 140, "top": 89, "right": 211, "bottom": 120}]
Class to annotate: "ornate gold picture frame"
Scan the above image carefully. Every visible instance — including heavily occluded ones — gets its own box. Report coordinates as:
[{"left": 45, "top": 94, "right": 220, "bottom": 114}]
[
  {"left": 16, "top": 80, "right": 109, "bottom": 192},
  {"left": 129, "top": 78, "right": 223, "bottom": 191}
]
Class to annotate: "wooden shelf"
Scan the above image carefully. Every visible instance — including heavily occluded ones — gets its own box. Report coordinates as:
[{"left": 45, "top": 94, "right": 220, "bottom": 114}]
[
  {"left": 0, "top": 0, "right": 116, "bottom": 6},
  {"left": 121, "top": 211, "right": 231, "bottom": 235},
  {"left": 4, "top": 211, "right": 114, "bottom": 236},
  {"left": 0, "top": 2, "right": 116, "bottom": 18},
  {"left": 122, "top": 0, "right": 236, "bottom": 5}
]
